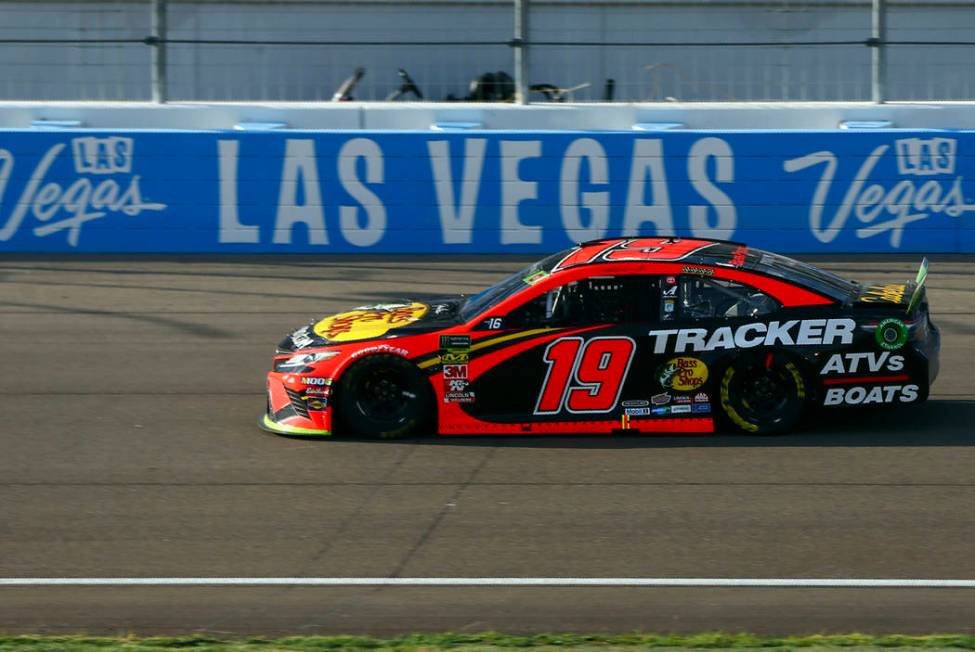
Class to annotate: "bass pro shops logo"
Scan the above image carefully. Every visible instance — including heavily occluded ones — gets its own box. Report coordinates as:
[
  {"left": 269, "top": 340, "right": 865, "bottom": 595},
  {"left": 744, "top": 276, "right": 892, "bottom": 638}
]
[
  {"left": 0, "top": 136, "right": 166, "bottom": 247},
  {"left": 784, "top": 137, "right": 974, "bottom": 248}
]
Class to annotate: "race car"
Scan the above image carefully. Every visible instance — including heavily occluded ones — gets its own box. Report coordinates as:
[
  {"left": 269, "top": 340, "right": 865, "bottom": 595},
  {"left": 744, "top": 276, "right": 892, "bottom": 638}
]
[{"left": 262, "top": 237, "right": 939, "bottom": 437}]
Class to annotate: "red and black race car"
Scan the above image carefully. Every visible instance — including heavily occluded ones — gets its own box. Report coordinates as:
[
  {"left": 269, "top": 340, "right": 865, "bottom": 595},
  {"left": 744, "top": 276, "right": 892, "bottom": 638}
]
[{"left": 262, "top": 237, "right": 939, "bottom": 437}]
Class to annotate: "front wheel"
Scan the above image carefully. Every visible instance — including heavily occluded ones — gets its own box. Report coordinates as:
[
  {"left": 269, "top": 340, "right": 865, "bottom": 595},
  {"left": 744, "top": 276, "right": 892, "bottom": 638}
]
[
  {"left": 334, "top": 354, "right": 434, "bottom": 439},
  {"left": 719, "top": 353, "right": 806, "bottom": 435}
]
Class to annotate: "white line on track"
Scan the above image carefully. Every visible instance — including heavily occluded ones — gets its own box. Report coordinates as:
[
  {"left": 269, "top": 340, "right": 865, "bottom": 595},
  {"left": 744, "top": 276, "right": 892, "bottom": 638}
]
[{"left": 1, "top": 578, "right": 974, "bottom": 588}]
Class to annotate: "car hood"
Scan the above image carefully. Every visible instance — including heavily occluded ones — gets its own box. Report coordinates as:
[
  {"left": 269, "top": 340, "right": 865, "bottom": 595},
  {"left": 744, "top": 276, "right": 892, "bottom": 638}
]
[{"left": 277, "top": 297, "right": 464, "bottom": 352}]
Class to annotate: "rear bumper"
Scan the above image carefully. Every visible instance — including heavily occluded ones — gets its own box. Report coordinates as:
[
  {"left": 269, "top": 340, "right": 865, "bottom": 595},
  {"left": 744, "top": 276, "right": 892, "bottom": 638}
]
[{"left": 924, "top": 318, "right": 941, "bottom": 388}]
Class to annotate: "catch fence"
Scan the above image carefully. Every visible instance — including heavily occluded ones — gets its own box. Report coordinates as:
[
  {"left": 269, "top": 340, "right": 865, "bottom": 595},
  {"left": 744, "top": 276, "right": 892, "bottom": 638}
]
[{"left": 0, "top": 0, "right": 973, "bottom": 102}]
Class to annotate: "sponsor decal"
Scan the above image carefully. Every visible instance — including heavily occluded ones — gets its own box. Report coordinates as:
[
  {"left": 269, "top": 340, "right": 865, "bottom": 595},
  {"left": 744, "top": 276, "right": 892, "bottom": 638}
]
[
  {"left": 304, "top": 386, "right": 330, "bottom": 396},
  {"left": 440, "top": 334, "right": 472, "bottom": 350},
  {"left": 650, "top": 393, "right": 671, "bottom": 406},
  {"left": 820, "top": 352, "right": 905, "bottom": 374},
  {"left": 861, "top": 284, "right": 907, "bottom": 304},
  {"left": 303, "top": 376, "right": 332, "bottom": 386},
  {"left": 441, "top": 351, "right": 470, "bottom": 364},
  {"left": 663, "top": 299, "right": 675, "bottom": 313},
  {"left": 523, "top": 270, "right": 549, "bottom": 285},
  {"left": 625, "top": 407, "right": 653, "bottom": 416},
  {"left": 673, "top": 395, "right": 692, "bottom": 404},
  {"left": 648, "top": 318, "right": 856, "bottom": 353},
  {"left": 623, "top": 399, "right": 651, "bottom": 407},
  {"left": 682, "top": 265, "right": 713, "bottom": 276},
  {"left": 433, "top": 304, "right": 451, "bottom": 315},
  {"left": 443, "top": 364, "right": 469, "bottom": 379},
  {"left": 443, "top": 372, "right": 474, "bottom": 403},
  {"left": 785, "top": 136, "right": 975, "bottom": 248},
  {"left": 658, "top": 357, "right": 709, "bottom": 391},
  {"left": 0, "top": 137, "right": 167, "bottom": 248},
  {"left": 662, "top": 285, "right": 678, "bottom": 297},
  {"left": 307, "top": 399, "right": 326, "bottom": 411},
  {"left": 691, "top": 403, "right": 711, "bottom": 413},
  {"left": 665, "top": 276, "right": 677, "bottom": 285},
  {"left": 313, "top": 302, "right": 427, "bottom": 342},
  {"left": 651, "top": 406, "right": 670, "bottom": 415},
  {"left": 670, "top": 404, "right": 692, "bottom": 414},
  {"left": 693, "top": 392, "right": 709, "bottom": 403},
  {"left": 290, "top": 326, "right": 316, "bottom": 349},
  {"left": 823, "top": 384, "right": 919, "bottom": 405},
  {"left": 875, "top": 318, "right": 909, "bottom": 351},
  {"left": 446, "top": 378, "right": 470, "bottom": 393},
  {"left": 730, "top": 245, "right": 748, "bottom": 267},
  {"left": 349, "top": 343, "right": 410, "bottom": 358}
]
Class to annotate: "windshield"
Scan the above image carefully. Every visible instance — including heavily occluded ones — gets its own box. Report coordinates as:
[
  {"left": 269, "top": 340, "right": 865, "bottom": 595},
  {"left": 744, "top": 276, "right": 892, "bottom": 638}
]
[{"left": 460, "top": 249, "right": 569, "bottom": 322}]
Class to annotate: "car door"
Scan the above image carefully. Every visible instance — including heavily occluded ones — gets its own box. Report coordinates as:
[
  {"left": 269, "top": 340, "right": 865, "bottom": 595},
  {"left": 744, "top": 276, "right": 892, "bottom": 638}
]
[{"left": 461, "top": 273, "right": 664, "bottom": 426}]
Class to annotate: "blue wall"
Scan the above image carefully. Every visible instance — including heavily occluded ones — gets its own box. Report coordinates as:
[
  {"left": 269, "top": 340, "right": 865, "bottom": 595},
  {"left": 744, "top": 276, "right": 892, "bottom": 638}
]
[{"left": 0, "top": 129, "right": 972, "bottom": 253}]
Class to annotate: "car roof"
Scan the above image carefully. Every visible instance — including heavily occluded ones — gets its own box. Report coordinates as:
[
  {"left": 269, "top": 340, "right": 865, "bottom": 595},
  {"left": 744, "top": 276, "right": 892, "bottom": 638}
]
[
  {"left": 547, "top": 236, "right": 857, "bottom": 302},
  {"left": 550, "top": 237, "right": 743, "bottom": 272}
]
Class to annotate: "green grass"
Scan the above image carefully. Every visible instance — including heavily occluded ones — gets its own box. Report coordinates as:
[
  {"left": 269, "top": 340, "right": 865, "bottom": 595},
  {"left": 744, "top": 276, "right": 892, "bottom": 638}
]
[{"left": 1, "top": 633, "right": 974, "bottom": 652}]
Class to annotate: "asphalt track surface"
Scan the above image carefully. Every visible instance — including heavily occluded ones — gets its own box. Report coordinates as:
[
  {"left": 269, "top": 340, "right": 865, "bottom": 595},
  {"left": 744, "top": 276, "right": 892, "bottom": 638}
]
[{"left": 0, "top": 255, "right": 973, "bottom": 636}]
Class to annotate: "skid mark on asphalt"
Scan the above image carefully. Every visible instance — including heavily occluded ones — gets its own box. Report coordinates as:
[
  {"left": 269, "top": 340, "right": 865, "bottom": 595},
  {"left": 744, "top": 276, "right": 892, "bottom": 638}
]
[
  {"left": 291, "top": 446, "right": 418, "bottom": 574},
  {"left": 387, "top": 446, "right": 499, "bottom": 579},
  {"left": 4, "top": 481, "right": 974, "bottom": 488},
  {"left": 254, "top": 443, "right": 429, "bottom": 629},
  {"left": 2, "top": 577, "right": 974, "bottom": 587},
  {"left": 0, "top": 277, "right": 315, "bottom": 303},
  {"left": 0, "top": 300, "right": 231, "bottom": 339}
]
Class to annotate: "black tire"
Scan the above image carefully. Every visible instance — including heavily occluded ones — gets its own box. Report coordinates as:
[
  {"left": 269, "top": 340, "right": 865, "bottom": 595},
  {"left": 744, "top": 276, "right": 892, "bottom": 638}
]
[
  {"left": 719, "top": 353, "right": 807, "bottom": 435},
  {"left": 334, "top": 354, "right": 434, "bottom": 439}
]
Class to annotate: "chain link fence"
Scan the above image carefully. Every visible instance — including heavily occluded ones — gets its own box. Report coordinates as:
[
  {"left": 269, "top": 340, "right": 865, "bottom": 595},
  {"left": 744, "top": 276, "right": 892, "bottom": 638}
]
[{"left": 0, "top": 0, "right": 973, "bottom": 102}]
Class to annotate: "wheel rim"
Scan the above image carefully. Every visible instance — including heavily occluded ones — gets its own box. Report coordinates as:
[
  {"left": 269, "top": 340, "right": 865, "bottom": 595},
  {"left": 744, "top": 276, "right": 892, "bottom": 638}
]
[
  {"left": 729, "top": 362, "right": 796, "bottom": 424},
  {"left": 354, "top": 367, "right": 412, "bottom": 424}
]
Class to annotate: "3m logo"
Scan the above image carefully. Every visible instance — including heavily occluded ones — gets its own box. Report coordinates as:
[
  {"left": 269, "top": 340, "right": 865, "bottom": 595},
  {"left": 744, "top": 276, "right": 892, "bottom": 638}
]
[
  {"left": 894, "top": 137, "right": 955, "bottom": 176},
  {"left": 71, "top": 137, "right": 134, "bottom": 175},
  {"left": 443, "top": 364, "right": 468, "bottom": 379}
]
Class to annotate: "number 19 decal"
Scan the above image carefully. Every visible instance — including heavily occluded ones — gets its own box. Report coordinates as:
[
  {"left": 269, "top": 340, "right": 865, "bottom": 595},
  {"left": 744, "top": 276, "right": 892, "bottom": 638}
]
[{"left": 534, "top": 336, "right": 636, "bottom": 415}]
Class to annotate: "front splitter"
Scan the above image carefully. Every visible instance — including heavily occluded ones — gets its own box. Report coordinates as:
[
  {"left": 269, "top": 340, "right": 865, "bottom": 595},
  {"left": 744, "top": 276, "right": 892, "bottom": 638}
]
[{"left": 259, "top": 414, "right": 331, "bottom": 437}]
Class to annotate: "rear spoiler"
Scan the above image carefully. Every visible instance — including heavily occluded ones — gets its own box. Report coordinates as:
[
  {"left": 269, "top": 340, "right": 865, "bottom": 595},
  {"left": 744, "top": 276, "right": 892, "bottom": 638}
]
[{"left": 906, "top": 257, "right": 929, "bottom": 315}]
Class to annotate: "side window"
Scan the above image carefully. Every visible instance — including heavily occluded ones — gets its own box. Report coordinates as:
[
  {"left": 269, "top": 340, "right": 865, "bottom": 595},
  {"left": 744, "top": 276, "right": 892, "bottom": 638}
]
[
  {"left": 680, "top": 276, "right": 780, "bottom": 320},
  {"left": 508, "top": 276, "right": 659, "bottom": 328}
]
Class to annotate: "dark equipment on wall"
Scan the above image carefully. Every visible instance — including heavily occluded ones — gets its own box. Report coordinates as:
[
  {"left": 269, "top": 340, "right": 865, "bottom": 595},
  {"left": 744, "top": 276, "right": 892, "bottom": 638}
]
[
  {"left": 529, "top": 81, "right": 591, "bottom": 102},
  {"left": 386, "top": 68, "right": 424, "bottom": 101},
  {"left": 331, "top": 67, "right": 365, "bottom": 102},
  {"left": 464, "top": 71, "right": 515, "bottom": 101}
]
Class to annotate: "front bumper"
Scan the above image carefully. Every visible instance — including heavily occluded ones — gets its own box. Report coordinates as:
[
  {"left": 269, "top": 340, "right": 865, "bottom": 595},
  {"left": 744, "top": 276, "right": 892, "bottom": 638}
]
[{"left": 261, "top": 372, "right": 332, "bottom": 436}]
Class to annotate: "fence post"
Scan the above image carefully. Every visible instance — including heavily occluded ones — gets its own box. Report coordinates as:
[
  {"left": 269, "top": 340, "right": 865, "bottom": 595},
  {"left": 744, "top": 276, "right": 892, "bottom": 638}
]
[
  {"left": 871, "top": 0, "right": 886, "bottom": 103},
  {"left": 150, "top": 0, "right": 168, "bottom": 103},
  {"left": 513, "top": 0, "right": 529, "bottom": 104}
]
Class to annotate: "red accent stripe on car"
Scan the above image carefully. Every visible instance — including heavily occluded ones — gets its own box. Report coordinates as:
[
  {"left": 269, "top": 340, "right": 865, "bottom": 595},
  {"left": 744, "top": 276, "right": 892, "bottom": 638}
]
[{"left": 822, "top": 374, "right": 911, "bottom": 385}]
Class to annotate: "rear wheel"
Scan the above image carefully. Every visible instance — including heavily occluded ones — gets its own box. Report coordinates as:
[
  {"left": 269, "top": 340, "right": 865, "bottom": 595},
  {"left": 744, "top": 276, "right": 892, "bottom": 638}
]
[
  {"left": 719, "top": 353, "right": 806, "bottom": 435},
  {"left": 334, "top": 354, "right": 433, "bottom": 439}
]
